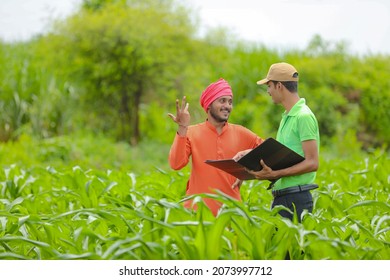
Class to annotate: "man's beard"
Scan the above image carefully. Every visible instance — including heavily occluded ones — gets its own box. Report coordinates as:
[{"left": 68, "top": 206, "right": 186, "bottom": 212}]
[{"left": 209, "top": 106, "right": 230, "bottom": 123}]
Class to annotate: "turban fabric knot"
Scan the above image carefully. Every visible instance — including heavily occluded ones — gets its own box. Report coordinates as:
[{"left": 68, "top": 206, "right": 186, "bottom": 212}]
[{"left": 200, "top": 78, "right": 233, "bottom": 112}]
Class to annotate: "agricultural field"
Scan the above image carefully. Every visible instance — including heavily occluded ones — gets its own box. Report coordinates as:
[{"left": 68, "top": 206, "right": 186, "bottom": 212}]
[
  {"left": 0, "top": 141, "right": 389, "bottom": 260},
  {"left": 1, "top": 0, "right": 389, "bottom": 263}
]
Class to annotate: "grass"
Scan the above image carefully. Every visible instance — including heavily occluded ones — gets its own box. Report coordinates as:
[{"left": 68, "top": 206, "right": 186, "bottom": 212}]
[{"left": 0, "top": 134, "right": 389, "bottom": 260}]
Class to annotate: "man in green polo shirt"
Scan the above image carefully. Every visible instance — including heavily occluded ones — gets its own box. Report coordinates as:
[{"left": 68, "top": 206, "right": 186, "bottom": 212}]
[{"left": 237, "top": 62, "right": 320, "bottom": 222}]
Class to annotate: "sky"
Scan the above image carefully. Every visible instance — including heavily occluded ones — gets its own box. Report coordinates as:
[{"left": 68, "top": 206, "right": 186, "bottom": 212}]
[{"left": 0, "top": 0, "right": 389, "bottom": 56}]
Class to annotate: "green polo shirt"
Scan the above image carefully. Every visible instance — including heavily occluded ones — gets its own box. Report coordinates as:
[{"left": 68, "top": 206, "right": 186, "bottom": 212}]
[{"left": 273, "top": 98, "right": 320, "bottom": 190}]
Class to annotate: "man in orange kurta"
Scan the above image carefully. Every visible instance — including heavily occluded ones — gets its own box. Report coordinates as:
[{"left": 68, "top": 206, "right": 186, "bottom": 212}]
[{"left": 168, "top": 78, "right": 263, "bottom": 216}]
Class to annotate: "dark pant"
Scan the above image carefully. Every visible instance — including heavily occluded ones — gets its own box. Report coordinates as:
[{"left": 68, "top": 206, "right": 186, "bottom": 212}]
[{"left": 271, "top": 190, "right": 313, "bottom": 222}]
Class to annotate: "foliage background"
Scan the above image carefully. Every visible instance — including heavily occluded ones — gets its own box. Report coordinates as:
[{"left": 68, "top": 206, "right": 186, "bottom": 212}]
[{"left": 1, "top": 0, "right": 389, "bottom": 149}]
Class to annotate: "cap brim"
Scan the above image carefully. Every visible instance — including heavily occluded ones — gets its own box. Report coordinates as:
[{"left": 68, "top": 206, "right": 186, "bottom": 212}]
[{"left": 256, "top": 78, "right": 269, "bottom": 85}]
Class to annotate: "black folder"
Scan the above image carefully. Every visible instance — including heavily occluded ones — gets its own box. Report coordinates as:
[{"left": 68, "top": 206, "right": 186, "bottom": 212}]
[{"left": 204, "top": 138, "right": 305, "bottom": 180}]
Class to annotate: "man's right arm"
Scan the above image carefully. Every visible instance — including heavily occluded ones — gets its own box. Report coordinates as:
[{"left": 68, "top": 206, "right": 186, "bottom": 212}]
[
  {"left": 168, "top": 95, "right": 191, "bottom": 170},
  {"left": 168, "top": 133, "right": 190, "bottom": 170}
]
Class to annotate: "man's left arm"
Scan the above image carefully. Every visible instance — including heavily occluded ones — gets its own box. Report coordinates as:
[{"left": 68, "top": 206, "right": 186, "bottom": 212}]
[{"left": 248, "top": 139, "right": 319, "bottom": 180}]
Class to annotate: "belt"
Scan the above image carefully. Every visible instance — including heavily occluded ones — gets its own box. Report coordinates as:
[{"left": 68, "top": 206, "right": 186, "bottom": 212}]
[{"left": 272, "top": 184, "right": 318, "bottom": 198}]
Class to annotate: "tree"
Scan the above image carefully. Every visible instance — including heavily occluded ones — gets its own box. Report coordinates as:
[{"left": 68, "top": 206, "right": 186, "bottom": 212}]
[{"left": 49, "top": 0, "right": 195, "bottom": 145}]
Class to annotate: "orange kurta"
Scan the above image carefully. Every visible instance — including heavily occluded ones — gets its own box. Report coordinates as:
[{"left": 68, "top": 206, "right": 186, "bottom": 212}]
[{"left": 169, "top": 121, "right": 263, "bottom": 215}]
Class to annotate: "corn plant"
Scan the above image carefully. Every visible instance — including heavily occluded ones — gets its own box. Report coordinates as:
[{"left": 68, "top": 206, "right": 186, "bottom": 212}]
[{"left": 0, "top": 149, "right": 389, "bottom": 260}]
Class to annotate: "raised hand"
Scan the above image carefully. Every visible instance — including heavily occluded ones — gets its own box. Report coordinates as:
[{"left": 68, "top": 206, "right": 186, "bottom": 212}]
[{"left": 168, "top": 96, "right": 190, "bottom": 128}]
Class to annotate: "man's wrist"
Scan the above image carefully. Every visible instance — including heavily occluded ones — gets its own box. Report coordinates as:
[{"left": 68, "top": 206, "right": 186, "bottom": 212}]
[{"left": 177, "top": 125, "right": 188, "bottom": 136}]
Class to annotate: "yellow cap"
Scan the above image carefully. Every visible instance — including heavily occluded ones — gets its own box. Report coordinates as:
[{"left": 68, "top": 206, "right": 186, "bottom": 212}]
[{"left": 257, "top": 62, "right": 299, "bottom": 85}]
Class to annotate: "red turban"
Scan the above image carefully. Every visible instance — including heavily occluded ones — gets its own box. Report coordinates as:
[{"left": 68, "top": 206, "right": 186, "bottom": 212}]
[{"left": 200, "top": 78, "right": 233, "bottom": 112}]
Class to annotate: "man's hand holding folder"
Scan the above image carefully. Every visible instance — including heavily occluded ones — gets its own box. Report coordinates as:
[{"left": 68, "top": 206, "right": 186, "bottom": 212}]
[{"left": 205, "top": 138, "right": 305, "bottom": 188}]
